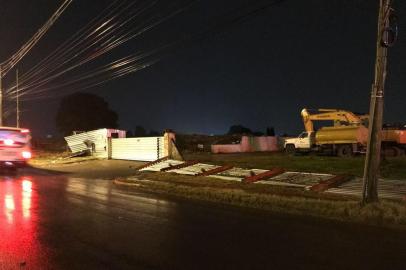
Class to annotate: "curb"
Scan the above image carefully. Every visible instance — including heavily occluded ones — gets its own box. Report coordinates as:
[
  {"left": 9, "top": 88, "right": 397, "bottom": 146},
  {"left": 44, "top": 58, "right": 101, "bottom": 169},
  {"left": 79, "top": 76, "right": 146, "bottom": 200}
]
[{"left": 113, "top": 179, "right": 142, "bottom": 187}]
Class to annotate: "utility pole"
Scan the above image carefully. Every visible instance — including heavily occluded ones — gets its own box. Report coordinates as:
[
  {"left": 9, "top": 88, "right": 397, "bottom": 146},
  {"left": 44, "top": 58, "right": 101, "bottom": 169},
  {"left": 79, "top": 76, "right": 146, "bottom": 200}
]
[
  {"left": 362, "top": 0, "right": 392, "bottom": 204},
  {"left": 0, "top": 66, "right": 3, "bottom": 126},
  {"left": 16, "top": 69, "right": 20, "bottom": 128}
]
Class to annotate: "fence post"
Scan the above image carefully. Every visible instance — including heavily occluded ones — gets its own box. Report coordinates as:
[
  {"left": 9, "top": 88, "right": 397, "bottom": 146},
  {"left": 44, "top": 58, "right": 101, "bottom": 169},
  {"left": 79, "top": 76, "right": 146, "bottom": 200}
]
[
  {"left": 157, "top": 137, "right": 160, "bottom": 159},
  {"left": 107, "top": 137, "right": 112, "bottom": 159},
  {"left": 163, "top": 132, "right": 172, "bottom": 158},
  {"left": 163, "top": 131, "right": 183, "bottom": 160}
]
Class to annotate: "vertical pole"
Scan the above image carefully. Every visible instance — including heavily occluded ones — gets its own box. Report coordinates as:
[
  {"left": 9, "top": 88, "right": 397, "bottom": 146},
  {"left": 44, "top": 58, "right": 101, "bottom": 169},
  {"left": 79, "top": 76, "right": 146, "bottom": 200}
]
[
  {"left": 362, "top": 0, "right": 391, "bottom": 204},
  {"left": 16, "top": 69, "right": 20, "bottom": 128},
  {"left": 0, "top": 66, "right": 3, "bottom": 126},
  {"left": 107, "top": 137, "right": 112, "bottom": 159},
  {"left": 157, "top": 137, "right": 160, "bottom": 159}
]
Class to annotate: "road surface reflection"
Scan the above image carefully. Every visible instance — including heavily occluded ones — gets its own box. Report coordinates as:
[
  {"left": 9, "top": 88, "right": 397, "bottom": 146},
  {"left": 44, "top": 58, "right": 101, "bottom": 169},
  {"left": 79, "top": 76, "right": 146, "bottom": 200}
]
[
  {"left": 2, "top": 171, "right": 405, "bottom": 270},
  {"left": 0, "top": 175, "right": 47, "bottom": 269},
  {"left": 0, "top": 173, "right": 178, "bottom": 269}
]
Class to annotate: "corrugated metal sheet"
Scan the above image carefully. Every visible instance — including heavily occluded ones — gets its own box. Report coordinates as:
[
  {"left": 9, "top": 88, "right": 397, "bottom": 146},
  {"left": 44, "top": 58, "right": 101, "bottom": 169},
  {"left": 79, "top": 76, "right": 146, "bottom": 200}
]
[
  {"left": 111, "top": 137, "right": 164, "bottom": 161},
  {"left": 139, "top": 159, "right": 184, "bottom": 171},
  {"left": 327, "top": 178, "right": 406, "bottom": 200},
  {"left": 167, "top": 163, "right": 220, "bottom": 175},
  {"left": 65, "top": 129, "right": 126, "bottom": 158}
]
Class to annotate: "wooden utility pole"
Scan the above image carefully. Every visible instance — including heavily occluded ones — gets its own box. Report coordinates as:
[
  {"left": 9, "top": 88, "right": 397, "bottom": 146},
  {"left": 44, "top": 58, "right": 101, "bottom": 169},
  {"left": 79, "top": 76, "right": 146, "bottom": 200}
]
[
  {"left": 0, "top": 66, "right": 3, "bottom": 126},
  {"left": 16, "top": 69, "right": 20, "bottom": 128},
  {"left": 362, "top": 0, "right": 391, "bottom": 204}
]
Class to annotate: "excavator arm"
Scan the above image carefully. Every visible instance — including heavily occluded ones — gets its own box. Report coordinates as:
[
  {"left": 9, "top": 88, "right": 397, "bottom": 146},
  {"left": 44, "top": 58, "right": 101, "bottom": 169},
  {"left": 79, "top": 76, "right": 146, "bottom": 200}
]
[{"left": 301, "top": 108, "right": 364, "bottom": 132}]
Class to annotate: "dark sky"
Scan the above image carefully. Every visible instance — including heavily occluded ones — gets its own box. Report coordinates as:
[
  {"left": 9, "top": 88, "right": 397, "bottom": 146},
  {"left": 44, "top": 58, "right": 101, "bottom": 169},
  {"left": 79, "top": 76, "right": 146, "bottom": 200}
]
[{"left": 0, "top": 0, "right": 405, "bottom": 137}]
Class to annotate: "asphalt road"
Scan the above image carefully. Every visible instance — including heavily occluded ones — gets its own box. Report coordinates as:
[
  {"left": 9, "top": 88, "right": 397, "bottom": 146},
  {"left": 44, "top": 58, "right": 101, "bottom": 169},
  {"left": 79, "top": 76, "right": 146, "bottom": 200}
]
[{"left": 1, "top": 168, "right": 406, "bottom": 270}]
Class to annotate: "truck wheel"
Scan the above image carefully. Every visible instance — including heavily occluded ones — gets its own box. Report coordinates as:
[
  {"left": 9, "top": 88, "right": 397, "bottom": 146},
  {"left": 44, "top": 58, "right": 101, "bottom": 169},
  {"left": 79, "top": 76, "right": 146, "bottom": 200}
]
[
  {"left": 337, "top": 145, "right": 352, "bottom": 158},
  {"left": 285, "top": 144, "right": 296, "bottom": 155},
  {"left": 393, "top": 147, "right": 404, "bottom": 157},
  {"left": 383, "top": 147, "right": 397, "bottom": 157},
  {"left": 383, "top": 146, "right": 405, "bottom": 157}
]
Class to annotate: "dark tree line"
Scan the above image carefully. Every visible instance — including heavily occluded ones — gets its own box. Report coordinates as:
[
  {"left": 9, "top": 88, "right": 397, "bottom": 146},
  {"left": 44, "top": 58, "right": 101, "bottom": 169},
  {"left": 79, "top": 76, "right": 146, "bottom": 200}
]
[
  {"left": 55, "top": 93, "right": 275, "bottom": 138},
  {"left": 227, "top": 125, "right": 275, "bottom": 136},
  {"left": 55, "top": 92, "right": 118, "bottom": 135},
  {"left": 126, "top": 126, "right": 161, "bottom": 137},
  {"left": 55, "top": 92, "right": 163, "bottom": 137}
]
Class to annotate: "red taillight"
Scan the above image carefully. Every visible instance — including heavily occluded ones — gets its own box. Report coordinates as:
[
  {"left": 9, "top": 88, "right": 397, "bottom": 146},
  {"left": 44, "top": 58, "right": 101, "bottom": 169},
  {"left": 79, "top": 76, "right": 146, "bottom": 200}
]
[
  {"left": 4, "top": 139, "right": 14, "bottom": 146},
  {"left": 22, "top": 151, "right": 32, "bottom": 159},
  {"left": 21, "top": 129, "right": 30, "bottom": 134}
]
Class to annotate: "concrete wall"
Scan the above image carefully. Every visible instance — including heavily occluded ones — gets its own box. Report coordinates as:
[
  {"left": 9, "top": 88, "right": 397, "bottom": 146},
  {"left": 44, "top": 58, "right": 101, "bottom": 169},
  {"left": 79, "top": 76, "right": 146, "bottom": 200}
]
[{"left": 211, "top": 136, "right": 278, "bottom": 154}]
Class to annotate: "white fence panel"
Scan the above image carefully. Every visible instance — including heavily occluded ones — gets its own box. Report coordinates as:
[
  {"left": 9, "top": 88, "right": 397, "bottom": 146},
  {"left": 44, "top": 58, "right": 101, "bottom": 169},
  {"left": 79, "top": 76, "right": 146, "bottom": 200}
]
[
  {"left": 65, "top": 129, "right": 108, "bottom": 158},
  {"left": 111, "top": 137, "right": 164, "bottom": 161}
]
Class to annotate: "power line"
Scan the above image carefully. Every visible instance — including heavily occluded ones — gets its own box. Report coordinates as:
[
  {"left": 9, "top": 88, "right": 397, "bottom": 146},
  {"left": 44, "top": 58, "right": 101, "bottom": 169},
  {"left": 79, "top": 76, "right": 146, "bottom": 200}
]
[
  {"left": 0, "top": 0, "right": 73, "bottom": 76},
  {"left": 0, "top": 0, "right": 72, "bottom": 125},
  {"left": 17, "top": 0, "right": 147, "bottom": 86},
  {"left": 6, "top": 0, "right": 195, "bottom": 99},
  {"left": 4, "top": 0, "right": 289, "bottom": 107}
]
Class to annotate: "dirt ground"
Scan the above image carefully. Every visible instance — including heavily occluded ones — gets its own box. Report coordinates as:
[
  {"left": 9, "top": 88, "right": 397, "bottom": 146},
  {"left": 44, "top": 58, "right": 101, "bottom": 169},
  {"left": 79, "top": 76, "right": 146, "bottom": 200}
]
[{"left": 28, "top": 159, "right": 146, "bottom": 179}]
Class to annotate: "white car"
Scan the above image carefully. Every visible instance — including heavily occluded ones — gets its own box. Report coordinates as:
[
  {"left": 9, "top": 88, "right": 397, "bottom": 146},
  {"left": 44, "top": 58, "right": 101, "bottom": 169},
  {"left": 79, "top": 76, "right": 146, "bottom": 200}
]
[{"left": 0, "top": 127, "right": 32, "bottom": 169}]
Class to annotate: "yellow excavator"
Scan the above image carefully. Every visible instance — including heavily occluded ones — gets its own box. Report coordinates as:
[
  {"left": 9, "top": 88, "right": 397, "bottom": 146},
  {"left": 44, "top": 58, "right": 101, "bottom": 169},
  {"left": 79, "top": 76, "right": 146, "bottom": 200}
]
[
  {"left": 285, "top": 108, "right": 405, "bottom": 157},
  {"left": 301, "top": 108, "right": 368, "bottom": 132}
]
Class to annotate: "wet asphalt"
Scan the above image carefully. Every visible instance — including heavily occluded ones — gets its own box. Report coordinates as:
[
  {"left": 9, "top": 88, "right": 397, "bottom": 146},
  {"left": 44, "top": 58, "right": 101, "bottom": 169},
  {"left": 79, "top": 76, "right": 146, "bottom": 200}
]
[{"left": 1, "top": 168, "right": 406, "bottom": 270}]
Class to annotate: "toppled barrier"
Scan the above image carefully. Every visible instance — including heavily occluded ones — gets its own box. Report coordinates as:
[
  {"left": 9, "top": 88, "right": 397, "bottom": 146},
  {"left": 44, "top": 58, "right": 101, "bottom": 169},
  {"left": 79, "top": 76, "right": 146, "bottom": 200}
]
[{"left": 137, "top": 158, "right": 350, "bottom": 191}]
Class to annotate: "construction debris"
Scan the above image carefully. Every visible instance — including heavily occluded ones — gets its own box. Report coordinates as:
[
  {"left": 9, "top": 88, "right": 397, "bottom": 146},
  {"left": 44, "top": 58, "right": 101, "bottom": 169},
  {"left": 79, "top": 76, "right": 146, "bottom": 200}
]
[
  {"left": 139, "top": 159, "right": 184, "bottom": 172},
  {"left": 64, "top": 128, "right": 126, "bottom": 158},
  {"left": 167, "top": 163, "right": 222, "bottom": 176},
  {"left": 137, "top": 158, "right": 347, "bottom": 190}
]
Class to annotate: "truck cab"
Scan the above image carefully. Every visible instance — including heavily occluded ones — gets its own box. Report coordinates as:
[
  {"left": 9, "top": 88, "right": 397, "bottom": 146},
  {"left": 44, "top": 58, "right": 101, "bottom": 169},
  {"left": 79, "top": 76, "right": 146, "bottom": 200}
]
[{"left": 284, "top": 131, "right": 315, "bottom": 153}]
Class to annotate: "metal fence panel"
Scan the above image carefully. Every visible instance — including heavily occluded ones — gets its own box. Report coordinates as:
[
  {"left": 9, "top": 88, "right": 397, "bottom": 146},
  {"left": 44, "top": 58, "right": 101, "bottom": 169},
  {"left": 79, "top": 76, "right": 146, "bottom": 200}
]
[
  {"left": 64, "top": 129, "right": 108, "bottom": 158},
  {"left": 111, "top": 137, "right": 164, "bottom": 161}
]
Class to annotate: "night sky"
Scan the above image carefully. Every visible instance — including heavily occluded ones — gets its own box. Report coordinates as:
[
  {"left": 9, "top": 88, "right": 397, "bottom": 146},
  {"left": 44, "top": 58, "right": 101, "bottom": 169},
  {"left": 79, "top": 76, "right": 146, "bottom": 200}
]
[{"left": 1, "top": 0, "right": 405, "bottom": 137}]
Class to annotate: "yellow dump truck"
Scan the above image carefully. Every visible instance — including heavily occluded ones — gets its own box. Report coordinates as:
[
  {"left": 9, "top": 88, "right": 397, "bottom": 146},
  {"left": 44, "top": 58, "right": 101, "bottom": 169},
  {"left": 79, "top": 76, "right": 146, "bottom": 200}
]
[
  {"left": 284, "top": 126, "right": 368, "bottom": 157},
  {"left": 284, "top": 108, "right": 406, "bottom": 157}
]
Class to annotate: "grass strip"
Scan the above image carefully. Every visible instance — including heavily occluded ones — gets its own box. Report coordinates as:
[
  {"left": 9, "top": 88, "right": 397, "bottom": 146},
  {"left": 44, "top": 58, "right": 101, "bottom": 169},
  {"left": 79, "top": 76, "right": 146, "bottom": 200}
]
[{"left": 116, "top": 173, "right": 406, "bottom": 229}]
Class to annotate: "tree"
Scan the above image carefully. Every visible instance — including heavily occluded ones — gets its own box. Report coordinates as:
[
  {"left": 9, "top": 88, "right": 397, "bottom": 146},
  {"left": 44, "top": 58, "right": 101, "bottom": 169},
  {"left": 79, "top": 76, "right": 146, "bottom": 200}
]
[
  {"left": 134, "top": 125, "right": 147, "bottom": 137},
  {"left": 55, "top": 92, "right": 118, "bottom": 135},
  {"left": 227, "top": 125, "right": 252, "bottom": 135},
  {"left": 148, "top": 130, "right": 160, "bottom": 136},
  {"left": 253, "top": 131, "right": 264, "bottom": 136},
  {"left": 126, "top": 130, "right": 134, "bottom": 138},
  {"left": 266, "top": 127, "right": 275, "bottom": 136}
]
